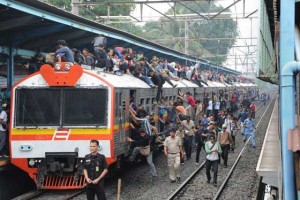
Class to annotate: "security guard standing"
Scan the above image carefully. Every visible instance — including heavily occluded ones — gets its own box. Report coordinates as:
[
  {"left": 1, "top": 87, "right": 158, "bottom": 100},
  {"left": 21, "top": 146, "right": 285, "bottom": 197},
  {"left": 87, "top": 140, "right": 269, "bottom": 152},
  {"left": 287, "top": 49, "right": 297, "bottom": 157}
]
[{"left": 84, "top": 140, "right": 108, "bottom": 200}]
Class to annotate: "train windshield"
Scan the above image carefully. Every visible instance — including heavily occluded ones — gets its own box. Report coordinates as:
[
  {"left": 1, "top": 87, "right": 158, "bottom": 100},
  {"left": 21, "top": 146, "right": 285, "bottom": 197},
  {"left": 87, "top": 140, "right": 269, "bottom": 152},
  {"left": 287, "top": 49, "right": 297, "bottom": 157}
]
[{"left": 15, "top": 88, "right": 108, "bottom": 127}]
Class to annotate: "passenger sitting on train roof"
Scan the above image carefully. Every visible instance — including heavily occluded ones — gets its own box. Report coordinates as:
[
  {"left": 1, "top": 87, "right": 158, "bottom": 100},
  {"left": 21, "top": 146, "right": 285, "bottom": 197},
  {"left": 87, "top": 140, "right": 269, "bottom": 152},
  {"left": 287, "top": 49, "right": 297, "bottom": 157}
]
[
  {"left": 51, "top": 40, "right": 74, "bottom": 63},
  {"left": 94, "top": 44, "right": 107, "bottom": 68},
  {"left": 34, "top": 53, "right": 46, "bottom": 70},
  {"left": 82, "top": 48, "right": 95, "bottom": 67},
  {"left": 23, "top": 61, "right": 38, "bottom": 75},
  {"left": 105, "top": 48, "right": 114, "bottom": 73},
  {"left": 72, "top": 48, "right": 85, "bottom": 65},
  {"left": 133, "top": 59, "right": 156, "bottom": 88}
]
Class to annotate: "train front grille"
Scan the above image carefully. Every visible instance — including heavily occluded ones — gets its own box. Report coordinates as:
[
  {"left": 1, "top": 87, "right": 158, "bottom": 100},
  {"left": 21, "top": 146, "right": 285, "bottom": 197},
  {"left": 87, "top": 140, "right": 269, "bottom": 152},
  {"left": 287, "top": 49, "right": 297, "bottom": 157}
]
[{"left": 42, "top": 175, "right": 86, "bottom": 189}]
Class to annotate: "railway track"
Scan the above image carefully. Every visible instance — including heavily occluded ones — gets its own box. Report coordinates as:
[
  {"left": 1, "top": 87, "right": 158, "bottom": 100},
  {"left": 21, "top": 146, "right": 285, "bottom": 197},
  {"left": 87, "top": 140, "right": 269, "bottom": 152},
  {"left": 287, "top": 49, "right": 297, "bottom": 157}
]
[
  {"left": 13, "top": 189, "right": 85, "bottom": 200},
  {"left": 166, "top": 97, "right": 276, "bottom": 200}
]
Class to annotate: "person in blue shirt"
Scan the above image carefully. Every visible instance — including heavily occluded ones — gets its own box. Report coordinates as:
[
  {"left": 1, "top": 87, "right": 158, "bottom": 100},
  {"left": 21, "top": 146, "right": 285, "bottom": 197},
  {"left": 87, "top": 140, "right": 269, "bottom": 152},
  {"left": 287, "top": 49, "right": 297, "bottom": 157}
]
[
  {"left": 238, "top": 107, "right": 248, "bottom": 135},
  {"left": 243, "top": 114, "right": 256, "bottom": 148},
  {"left": 54, "top": 40, "right": 74, "bottom": 63}
]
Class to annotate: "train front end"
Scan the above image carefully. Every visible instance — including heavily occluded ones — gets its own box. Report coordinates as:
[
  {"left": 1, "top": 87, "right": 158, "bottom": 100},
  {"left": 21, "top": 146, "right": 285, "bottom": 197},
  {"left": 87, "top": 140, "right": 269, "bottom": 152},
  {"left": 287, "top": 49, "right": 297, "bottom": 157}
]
[{"left": 9, "top": 63, "right": 115, "bottom": 189}]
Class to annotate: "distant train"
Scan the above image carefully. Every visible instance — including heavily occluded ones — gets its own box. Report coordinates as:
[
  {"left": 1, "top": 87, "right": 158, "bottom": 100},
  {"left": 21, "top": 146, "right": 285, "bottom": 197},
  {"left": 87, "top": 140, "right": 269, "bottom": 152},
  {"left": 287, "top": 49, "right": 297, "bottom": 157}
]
[{"left": 9, "top": 62, "right": 256, "bottom": 189}]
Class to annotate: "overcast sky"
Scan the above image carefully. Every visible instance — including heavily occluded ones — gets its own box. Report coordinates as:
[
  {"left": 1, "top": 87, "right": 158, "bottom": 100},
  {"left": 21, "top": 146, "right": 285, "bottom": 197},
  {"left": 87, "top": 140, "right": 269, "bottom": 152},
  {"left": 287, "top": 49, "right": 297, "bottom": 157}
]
[{"left": 131, "top": 0, "right": 259, "bottom": 73}]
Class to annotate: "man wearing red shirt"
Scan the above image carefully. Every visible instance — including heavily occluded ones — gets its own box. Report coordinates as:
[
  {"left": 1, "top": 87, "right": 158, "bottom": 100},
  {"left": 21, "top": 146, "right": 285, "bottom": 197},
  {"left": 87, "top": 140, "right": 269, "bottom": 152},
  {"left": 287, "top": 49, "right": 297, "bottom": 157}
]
[{"left": 186, "top": 92, "right": 196, "bottom": 108}]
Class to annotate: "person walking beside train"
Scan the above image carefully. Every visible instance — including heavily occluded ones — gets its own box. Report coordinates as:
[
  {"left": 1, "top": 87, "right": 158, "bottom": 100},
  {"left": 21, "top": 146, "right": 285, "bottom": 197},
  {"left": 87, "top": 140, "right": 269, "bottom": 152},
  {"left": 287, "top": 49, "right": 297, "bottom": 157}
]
[
  {"left": 238, "top": 107, "right": 248, "bottom": 135},
  {"left": 243, "top": 114, "right": 257, "bottom": 148},
  {"left": 84, "top": 140, "right": 108, "bottom": 200},
  {"left": 181, "top": 116, "right": 195, "bottom": 160},
  {"left": 0, "top": 103, "right": 8, "bottom": 157},
  {"left": 164, "top": 128, "right": 184, "bottom": 183},
  {"left": 205, "top": 135, "right": 222, "bottom": 186},
  {"left": 249, "top": 101, "right": 256, "bottom": 120},
  {"left": 217, "top": 124, "right": 233, "bottom": 167}
]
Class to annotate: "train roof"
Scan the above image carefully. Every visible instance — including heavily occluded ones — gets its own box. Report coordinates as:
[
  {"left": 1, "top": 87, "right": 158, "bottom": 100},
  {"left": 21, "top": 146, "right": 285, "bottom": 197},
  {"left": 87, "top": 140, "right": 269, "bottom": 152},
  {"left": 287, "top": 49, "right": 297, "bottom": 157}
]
[
  {"left": 88, "top": 70, "right": 200, "bottom": 89},
  {"left": 87, "top": 70, "right": 256, "bottom": 89}
]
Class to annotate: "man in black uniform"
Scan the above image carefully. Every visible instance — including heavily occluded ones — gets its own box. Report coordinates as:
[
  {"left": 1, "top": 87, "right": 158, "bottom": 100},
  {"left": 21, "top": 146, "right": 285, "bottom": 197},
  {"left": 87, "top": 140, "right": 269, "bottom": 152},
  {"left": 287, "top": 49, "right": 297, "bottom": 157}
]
[{"left": 84, "top": 140, "right": 108, "bottom": 200}]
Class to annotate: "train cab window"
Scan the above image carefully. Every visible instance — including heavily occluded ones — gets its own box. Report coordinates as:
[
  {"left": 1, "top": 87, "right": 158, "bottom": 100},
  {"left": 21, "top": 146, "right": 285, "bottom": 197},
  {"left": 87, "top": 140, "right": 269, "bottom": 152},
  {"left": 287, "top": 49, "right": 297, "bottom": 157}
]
[{"left": 15, "top": 88, "right": 108, "bottom": 127}]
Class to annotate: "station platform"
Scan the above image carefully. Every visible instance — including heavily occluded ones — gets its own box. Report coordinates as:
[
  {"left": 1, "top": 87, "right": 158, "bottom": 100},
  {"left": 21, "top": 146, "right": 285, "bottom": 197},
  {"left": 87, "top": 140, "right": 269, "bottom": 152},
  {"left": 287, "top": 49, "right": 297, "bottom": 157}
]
[{"left": 256, "top": 98, "right": 281, "bottom": 188}]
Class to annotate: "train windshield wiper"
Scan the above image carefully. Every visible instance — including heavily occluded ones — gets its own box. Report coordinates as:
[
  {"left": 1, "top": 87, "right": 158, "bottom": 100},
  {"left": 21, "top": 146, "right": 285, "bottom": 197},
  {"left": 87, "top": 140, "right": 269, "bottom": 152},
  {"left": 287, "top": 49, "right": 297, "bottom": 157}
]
[{"left": 22, "top": 105, "right": 38, "bottom": 128}]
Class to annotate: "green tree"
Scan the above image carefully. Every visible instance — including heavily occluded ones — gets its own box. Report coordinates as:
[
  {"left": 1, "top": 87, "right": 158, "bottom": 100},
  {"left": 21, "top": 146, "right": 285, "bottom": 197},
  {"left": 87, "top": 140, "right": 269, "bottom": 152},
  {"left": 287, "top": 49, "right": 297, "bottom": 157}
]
[
  {"left": 42, "top": 0, "right": 135, "bottom": 20},
  {"left": 142, "top": 2, "right": 238, "bottom": 64}
]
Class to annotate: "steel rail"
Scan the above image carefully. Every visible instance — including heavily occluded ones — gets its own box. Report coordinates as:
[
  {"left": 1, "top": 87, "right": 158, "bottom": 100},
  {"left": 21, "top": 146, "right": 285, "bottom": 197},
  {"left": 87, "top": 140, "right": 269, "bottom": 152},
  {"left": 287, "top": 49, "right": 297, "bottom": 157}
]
[
  {"left": 64, "top": 189, "right": 86, "bottom": 200},
  {"left": 17, "top": 190, "right": 45, "bottom": 200},
  {"left": 166, "top": 161, "right": 206, "bottom": 200},
  {"left": 212, "top": 95, "right": 276, "bottom": 200},
  {"left": 166, "top": 95, "right": 275, "bottom": 200}
]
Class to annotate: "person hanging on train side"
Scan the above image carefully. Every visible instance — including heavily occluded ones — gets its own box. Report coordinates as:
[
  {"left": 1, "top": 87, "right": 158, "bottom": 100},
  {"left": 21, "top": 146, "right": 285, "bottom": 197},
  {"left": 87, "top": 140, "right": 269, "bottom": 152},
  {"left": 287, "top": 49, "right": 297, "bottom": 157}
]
[{"left": 127, "top": 128, "right": 158, "bottom": 181}]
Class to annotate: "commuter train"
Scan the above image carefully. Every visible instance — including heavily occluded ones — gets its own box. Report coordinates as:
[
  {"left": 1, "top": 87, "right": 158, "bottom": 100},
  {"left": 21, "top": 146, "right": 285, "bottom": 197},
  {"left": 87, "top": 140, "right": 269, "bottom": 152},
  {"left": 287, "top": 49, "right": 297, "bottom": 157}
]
[{"left": 9, "top": 62, "right": 256, "bottom": 189}]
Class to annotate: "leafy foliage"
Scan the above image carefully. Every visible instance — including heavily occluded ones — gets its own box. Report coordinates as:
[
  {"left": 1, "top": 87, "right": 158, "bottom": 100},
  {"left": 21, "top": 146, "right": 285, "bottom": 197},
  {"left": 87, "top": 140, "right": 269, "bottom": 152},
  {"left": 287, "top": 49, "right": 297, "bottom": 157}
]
[{"left": 42, "top": 1, "right": 238, "bottom": 64}]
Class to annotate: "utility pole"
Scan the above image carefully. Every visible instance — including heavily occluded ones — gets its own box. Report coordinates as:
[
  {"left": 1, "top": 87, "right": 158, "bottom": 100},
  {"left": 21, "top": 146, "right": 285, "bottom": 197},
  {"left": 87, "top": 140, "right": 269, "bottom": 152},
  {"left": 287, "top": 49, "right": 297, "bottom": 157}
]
[
  {"left": 184, "top": 18, "right": 188, "bottom": 54},
  {"left": 71, "top": 0, "right": 79, "bottom": 15}
]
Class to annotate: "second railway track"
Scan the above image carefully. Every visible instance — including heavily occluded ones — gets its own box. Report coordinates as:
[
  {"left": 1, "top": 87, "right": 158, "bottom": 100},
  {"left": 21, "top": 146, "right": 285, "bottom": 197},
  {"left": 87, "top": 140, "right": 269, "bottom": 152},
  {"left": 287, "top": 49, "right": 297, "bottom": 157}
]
[{"left": 166, "top": 96, "right": 276, "bottom": 200}]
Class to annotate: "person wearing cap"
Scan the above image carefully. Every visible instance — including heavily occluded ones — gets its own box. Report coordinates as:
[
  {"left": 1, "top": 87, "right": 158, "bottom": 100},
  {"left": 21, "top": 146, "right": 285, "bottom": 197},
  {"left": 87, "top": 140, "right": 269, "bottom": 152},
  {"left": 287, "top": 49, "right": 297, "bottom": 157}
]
[
  {"left": 217, "top": 124, "right": 233, "bottom": 167},
  {"left": 195, "top": 124, "right": 208, "bottom": 164},
  {"left": 0, "top": 103, "right": 9, "bottom": 156},
  {"left": 53, "top": 40, "right": 74, "bottom": 63},
  {"left": 207, "top": 121, "right": 217, "bottom": 139},
  {"left": 127, "top": 128, "right": 157, "bottom": 179},
  {"left": 164, "top": 128, "right": 184, "bottom": 183},
  {"left": 205, "top": 135, "right": 222, "bottom": 186},
  {"left": 243, "top": 114, "right": 256, "bottom": 148},
  {"left": 181, "top": 116, "right": 195, "bottom": 160}
]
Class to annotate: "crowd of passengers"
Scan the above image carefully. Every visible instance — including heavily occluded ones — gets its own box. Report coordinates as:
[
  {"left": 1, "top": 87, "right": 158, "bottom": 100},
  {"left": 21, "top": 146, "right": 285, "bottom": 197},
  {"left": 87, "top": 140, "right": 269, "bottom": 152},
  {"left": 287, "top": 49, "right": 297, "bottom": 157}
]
[
  {"left": 125, "top": 87, "right": 261, "bottom": 186},
  {"left": 24, "top": 38, "right": 254, "bottom": 90}
]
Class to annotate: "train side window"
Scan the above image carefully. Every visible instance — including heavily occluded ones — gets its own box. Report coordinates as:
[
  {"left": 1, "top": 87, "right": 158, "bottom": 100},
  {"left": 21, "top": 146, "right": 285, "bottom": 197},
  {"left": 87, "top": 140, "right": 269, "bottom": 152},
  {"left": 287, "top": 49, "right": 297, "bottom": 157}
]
[
  {"left": 140, "top": 98, "right": 144, "bottom": 105},
  {"left": 146, "top": 98, "right": 150, "bottom": 105},
  {"left": 152, "top": 98, "right": 156, "bottom": 104}
]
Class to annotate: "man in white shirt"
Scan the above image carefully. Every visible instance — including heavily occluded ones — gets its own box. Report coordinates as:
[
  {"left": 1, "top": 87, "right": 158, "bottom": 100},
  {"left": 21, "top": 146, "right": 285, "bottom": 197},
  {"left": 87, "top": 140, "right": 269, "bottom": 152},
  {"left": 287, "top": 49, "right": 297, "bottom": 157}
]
[{"left": 0, "top": 103, "right": 8, "bottom": 156}]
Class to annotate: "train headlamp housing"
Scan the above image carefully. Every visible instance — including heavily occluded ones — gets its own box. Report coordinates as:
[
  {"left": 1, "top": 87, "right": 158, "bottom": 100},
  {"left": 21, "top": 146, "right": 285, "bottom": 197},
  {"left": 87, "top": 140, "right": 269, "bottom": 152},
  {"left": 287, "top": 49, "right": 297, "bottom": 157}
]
[
  {"left": 54, "top": 63, "right": 61, "bottom": 71},
  {"left": 65, "top": 63, "right": 71, "bottom": 71}
]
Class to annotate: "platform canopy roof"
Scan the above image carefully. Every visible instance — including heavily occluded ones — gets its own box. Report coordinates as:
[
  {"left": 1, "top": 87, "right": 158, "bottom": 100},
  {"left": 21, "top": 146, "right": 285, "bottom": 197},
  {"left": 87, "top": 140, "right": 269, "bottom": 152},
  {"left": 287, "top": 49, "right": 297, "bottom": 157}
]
[{"left": 0, "top": 0, "right": 240, "bottom": 75}]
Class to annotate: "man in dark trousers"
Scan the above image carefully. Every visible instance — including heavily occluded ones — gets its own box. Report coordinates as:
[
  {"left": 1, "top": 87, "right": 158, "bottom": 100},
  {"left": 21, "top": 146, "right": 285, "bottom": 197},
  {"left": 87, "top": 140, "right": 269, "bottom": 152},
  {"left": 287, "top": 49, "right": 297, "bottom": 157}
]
[{"left": 84, "top": 140, "right": 108, "bottom": 200}]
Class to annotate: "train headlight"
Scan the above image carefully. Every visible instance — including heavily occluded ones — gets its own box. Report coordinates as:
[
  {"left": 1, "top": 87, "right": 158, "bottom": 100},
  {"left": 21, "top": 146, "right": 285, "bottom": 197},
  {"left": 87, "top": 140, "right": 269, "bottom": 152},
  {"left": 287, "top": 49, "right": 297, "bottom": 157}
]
[
  {"left": 29, "top": 159, "right": 35, "bottom": 166},
  {"left": 65, "top": 63, "right": 71, "bottom": 71},
  {"left": 54, "top": 63, "right": 61, "bottom": 71}
]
